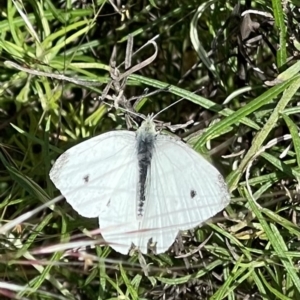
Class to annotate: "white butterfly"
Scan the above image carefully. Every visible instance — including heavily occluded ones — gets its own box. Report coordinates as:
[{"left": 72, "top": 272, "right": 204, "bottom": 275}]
[{"left": 49, "top": 116, "right": 230, "bottom": 254}]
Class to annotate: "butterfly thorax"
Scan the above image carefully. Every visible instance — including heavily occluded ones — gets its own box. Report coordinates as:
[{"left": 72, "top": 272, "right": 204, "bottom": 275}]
[{"left": 136, "top": 119, "right": 156, "bottom": 218}]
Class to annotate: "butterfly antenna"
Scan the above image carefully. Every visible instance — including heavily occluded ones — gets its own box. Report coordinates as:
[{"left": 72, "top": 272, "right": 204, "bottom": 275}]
[
  {"left": 152, "top": 97, "right": 184, "bottom": 120},
  {"left": 99, "top": 98, "right": 145, "bottom": 120},
  {"left": 152, "top": 86, "right": 207, "bottom": 120}
]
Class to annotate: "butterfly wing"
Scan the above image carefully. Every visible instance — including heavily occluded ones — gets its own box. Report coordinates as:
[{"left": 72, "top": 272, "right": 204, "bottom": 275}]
[
  {"left": 49, "top": 131, "right": 137, "bottom": 219},
  {"left": 137, "top": 134, "right": 230, "bottom": 254}
]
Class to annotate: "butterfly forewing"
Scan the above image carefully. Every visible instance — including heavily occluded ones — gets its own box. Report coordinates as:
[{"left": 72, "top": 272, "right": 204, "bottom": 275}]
[{"left": 50, "top": 131, "right": 137, "bottom": 218}]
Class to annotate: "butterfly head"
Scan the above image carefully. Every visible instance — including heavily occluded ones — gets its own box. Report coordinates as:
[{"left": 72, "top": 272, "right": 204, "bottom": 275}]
[{"left": 138, "top": 116, "right": 156, "bottom": 134}]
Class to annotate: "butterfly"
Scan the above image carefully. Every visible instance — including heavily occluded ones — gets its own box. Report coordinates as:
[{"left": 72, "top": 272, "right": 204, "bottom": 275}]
[{"left": 49, "top": 115, "right": 230, "bottom": 254}]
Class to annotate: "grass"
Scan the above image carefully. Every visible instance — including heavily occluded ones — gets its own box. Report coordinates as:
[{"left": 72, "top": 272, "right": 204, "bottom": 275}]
[{"left": 1, "top": 0, "right": 300, "bottom": 299}]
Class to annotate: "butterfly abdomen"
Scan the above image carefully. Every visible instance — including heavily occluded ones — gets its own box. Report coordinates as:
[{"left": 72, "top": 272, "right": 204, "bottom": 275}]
[{"left": 136, "top": 119, "right": 156, "bottom": 218}]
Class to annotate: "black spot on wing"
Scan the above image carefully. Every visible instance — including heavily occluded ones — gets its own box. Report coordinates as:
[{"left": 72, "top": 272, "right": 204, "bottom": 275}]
[
  {"left": 190, "top": 190, "right": 197, "bottom": 198},
  {"left": 83, "top": 175, "right": 89, "bottom": 183}
]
